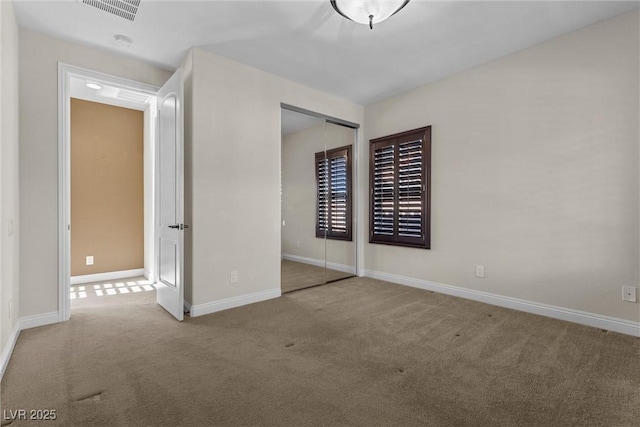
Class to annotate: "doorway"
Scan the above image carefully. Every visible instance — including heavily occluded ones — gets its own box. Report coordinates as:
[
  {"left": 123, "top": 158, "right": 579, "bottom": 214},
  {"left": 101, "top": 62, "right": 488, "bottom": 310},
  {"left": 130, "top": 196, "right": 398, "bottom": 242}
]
[
  {"left": 58, "top": 64, "right": 159, "bottom": 320},
  {"left": 280, "top": 105, "right": 359, "bottom": 293}
]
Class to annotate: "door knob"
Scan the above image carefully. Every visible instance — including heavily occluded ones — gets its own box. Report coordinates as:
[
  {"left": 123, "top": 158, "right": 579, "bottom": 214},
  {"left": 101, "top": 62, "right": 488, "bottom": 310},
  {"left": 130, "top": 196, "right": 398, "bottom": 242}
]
[{"left": 168, "top": 224, "right": 189, "bottom": 230}]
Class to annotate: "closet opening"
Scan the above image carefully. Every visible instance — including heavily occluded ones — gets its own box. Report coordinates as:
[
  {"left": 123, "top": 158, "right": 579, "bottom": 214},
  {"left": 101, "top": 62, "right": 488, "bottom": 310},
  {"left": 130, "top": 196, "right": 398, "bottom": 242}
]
[{"left": 280, "top": 104, "right": 359, "bottom": 293}]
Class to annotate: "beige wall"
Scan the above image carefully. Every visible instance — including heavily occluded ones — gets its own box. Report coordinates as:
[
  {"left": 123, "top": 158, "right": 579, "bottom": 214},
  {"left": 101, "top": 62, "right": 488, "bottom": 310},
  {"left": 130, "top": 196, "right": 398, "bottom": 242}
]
[
  {"left": 186, "top": 48, "right": 364, "bottom": 307},
  {"left": 362, "top": 10, "right": 639, "bottom": 322},
  {"left": 19, "top": 29, "right": 172, "bottom": 317},
  {"left": 281, "top": 122, "right": 355, "bottom": 267},
  {"left": 1, "top": 0, "right": 20, "bottom": 360},
  {"left": 70, "top": 98, "right": 144, "bottom": 276}
]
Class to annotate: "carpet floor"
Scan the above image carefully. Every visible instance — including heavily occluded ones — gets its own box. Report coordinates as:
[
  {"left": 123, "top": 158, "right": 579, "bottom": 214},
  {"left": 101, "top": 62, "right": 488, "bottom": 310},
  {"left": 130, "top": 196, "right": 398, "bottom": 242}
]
[
  {"left": 1, "top": 276, "right": 639, "bottom": 426},
  {"left": 281, "top": 260, "right": 353, "bottom": 293}
]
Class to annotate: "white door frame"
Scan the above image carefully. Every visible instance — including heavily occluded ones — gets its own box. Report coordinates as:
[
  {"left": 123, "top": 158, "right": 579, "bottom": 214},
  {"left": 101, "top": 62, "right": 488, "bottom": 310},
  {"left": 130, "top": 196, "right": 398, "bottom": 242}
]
[{"left": 57, "top": 63, "right": 159, "bottom": 321}]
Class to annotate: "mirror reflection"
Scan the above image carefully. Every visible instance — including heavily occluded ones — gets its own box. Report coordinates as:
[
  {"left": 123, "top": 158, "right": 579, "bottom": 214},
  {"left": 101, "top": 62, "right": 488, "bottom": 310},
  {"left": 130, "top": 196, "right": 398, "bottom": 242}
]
[{"left": 281, "top": 108, "right": 356, "bottom": 293}]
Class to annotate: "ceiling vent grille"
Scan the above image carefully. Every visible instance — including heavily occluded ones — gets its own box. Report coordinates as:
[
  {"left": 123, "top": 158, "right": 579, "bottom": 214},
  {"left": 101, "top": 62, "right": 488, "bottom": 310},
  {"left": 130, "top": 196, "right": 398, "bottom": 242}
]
[{"left": 82, "top": 0, "right": 141, "bottom": 22}]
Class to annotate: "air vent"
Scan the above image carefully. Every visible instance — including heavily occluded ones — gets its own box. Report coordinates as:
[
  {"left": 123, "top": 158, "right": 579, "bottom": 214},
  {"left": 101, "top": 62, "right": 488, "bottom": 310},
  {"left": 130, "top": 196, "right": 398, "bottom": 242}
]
[
  {"left": 116, "top": 88, "right": 151, "bottom": 104},
  {"left": 82, "top": 0, "right": 141, "bottom": 22}
]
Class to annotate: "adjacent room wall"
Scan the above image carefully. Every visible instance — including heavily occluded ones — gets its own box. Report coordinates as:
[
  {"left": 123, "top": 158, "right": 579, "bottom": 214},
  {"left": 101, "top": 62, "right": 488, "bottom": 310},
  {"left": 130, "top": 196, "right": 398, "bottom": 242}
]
[
  {"left": 185, "top": 48, "right": 364, "bottom": 310},
  {"left": 19, "top": 29, "right": 172, "bottom": 317},
  {"left": 281, "top": 122, "right": 355, "bottom": 269},
  {"left": 70, "top": 98, "right": 144, "bottom": 276},
  {"left": 362, "top": 10, "right": 640, "bottom": 322},
  {"left": 0, "top": 0, "right": 20, "bottom": 370}
]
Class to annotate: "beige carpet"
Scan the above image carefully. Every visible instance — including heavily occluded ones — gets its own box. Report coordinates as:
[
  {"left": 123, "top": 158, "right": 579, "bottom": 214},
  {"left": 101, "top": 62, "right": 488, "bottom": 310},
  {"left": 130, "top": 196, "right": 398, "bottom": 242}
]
[
  {"left": 281, "top": 259, "right": 353, "bottom": 293},
  {"left": 2, "top": 276, "right": 639, "bottom": 426}
]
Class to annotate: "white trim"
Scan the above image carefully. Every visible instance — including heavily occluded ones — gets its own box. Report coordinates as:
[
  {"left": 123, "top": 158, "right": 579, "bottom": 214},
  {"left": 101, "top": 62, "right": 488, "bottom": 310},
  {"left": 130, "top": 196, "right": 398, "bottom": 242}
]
[
  {"left": 19, "top": 311, "right": 60, "bottom": 331},
  {"left": 58, "top": 63, "right": 160, "bottom": 322},
  {"left": 282, "top": 253, "right": 356, "bottom": 275},
  {"left": 283, "top": 253, "right": 324, "bottom": 268},
  {"left": 364, "top": 270, "right": 640, "bottom": 337},
  {"left": 70, "top": 269, "right": 146, "bottom": 285},
  {"left": 1, "top": 312, "right": 60, "bottom": 381},
  {"left": 184, "top": 300, "right": 192, "bottom": 316},
  {"left": 0, "top": 322, "right": 21, "bottom": 381},
  {"left": 189, "top": 288, "right": 281, "bottom": 318},
  {"left": 58, "top": 62, "right": 71, "bottom": 322}
]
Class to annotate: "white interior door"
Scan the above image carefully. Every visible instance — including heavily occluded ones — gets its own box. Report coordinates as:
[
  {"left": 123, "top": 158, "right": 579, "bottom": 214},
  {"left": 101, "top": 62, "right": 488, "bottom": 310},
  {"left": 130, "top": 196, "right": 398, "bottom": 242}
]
[{"left": 156, "top": 70, "right": 184, "bottom": 321}]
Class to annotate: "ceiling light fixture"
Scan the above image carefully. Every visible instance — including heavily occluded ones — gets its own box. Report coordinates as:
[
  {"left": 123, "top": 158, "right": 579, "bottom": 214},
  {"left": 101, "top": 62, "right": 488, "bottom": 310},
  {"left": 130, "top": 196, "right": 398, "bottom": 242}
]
[
  {"left": 114, "top": 34, "right": 133, "bottom": 48},
  {"left": 330, "top": 0, "right": 410, "bottom": 30},
  {"left": 85, "top": 82, "right": 103, "bottom": 90}
]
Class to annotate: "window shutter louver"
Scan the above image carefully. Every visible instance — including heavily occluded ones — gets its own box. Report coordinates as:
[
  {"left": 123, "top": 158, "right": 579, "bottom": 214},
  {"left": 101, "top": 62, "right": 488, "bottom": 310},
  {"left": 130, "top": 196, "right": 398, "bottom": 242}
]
[
  {"left": 330, "top": 156, "right": 348, "bottom": 235},
  {"left": 373, "top": 144, "right": 395, "bottom": 236},
  {"left": 316, "top": 157, "right": 329, "bottom": 233},
  {"left": 398, "top": 139, "right": 423, "bottom": 240},
  {"left": 316, "top": 146, "right": 352, "bottom": 241}
]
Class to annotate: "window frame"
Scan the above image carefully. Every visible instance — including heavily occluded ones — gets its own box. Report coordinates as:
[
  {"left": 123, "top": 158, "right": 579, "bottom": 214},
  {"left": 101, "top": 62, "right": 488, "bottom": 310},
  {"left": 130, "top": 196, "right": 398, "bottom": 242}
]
[
  {"left": 315, "top": 145, "right": 353, "bottom": 241},
  {"left": 369, "top": 126, "right": 431, "bottom": 249}
]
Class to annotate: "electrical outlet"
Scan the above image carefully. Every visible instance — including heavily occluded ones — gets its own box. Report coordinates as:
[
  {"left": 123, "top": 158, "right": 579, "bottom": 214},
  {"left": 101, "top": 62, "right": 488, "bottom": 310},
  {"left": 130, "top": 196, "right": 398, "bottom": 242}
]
[
  {"left": 622, "top": 286, "right": 637, "bottom": 302},
  {"left": 296, "top": 241, "right": 301, "bottom": 248},
  {"left": 475, "top": 265, "right": 485, "bottom": 278},
  {"left": 230, "top": 270, "right": 238, "bottom": 284},
  {"left": 8, "top": 219, "right": 14, "bottom": 237},
  {"left": 86, "top": 256, "right": 94, "bottom": 266}
]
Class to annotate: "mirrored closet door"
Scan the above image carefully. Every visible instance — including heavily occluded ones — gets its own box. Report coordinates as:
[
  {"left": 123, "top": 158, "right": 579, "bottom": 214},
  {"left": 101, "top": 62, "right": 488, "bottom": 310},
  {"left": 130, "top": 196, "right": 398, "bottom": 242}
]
[{"left": 280, "top": 107, "right": 357, "bottom": 293}]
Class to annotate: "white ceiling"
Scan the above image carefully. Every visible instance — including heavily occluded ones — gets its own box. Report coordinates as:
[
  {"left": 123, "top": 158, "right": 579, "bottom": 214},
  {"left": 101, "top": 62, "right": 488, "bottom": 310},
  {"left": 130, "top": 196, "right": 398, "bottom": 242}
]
[{"left": 13, "top": 1, "right": 639, "bottom": 105}]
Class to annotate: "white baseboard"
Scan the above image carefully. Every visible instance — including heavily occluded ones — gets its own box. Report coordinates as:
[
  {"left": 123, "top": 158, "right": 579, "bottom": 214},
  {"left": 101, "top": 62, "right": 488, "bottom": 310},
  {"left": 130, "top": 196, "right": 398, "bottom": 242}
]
[
  {"left": 282, "top": 253, "right": 356, "bottom": 275},
  {"left": 1, "top": 311, "right": 60, "bottom": 381},
  {"left": 364, "top": 270, "right": 640, "bottom": 337},
  {"left": 184, "top": 300, "right": 192, "bottom": 315},
  {"left": 0, "top": 321, "right": 21, "bottom": 381},
  {"left": 71, "top": 268, "right": 145, "bottom": 285},
  {"left": 19, "top": 311, "right": 60, "bottom": 330},
  {"left": 189, "top": 288, "right": 281, "bottom": 318}
]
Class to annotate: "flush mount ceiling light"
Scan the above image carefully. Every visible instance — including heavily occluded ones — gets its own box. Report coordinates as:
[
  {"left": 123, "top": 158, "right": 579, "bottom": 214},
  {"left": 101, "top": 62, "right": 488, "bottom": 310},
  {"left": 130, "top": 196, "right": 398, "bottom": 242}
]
[
  {"left": 114, "top": 34, "right": 133, "bottom": 48},
  {"left": 330, "top": 0, "right": 410, "bottom": 29},
  {"left": 85, "top": 82, "right": 103, "bottom": 90}
]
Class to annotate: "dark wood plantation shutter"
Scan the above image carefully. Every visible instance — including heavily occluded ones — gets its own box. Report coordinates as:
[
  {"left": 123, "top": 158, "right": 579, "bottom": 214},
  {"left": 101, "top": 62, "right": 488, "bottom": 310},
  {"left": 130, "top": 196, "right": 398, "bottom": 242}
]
[
  {"left": 316, "top": 146, "right": 352, "bottom": 240},
  {"left": 370, "top": 127, "right": 431, "bottom": 249}
]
